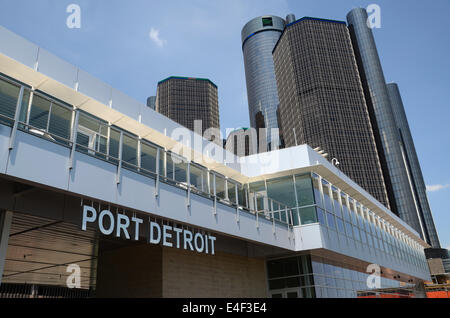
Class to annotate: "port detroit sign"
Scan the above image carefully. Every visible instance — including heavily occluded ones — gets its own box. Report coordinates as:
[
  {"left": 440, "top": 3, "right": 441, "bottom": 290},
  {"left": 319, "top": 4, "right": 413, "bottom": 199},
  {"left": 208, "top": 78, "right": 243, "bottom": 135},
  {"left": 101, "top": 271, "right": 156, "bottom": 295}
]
[{"left": 81, "top": 205, "right": 216, "bottom": 255}]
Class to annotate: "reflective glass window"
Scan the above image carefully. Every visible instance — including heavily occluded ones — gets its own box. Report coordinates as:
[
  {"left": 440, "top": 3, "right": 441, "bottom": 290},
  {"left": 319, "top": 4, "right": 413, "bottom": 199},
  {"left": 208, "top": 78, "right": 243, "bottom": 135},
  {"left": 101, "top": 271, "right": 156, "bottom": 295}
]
[
  {"left": 332, "top": 188, "right": 341, "bottom": 217},
  {"left": 0, "top": 78, "right": 20, "bottom": 125},
  {"left": 166, "top": 154, "right": 174, "bottom": 180},
  {"left": 267, "top": 176, "right": 296, "bottom": 207},
  {"left": 140, "top": 142, "right": 157, "bottom": 174},
  {"left": 345, "top": 222, "right": 353, "bottom": 238},
  {"left": 48, "top": 103, "right": 72, "bottom": 141},
  {"left": 227, "top": 180, "right": 236, "bottom": 204},
  {"left": 336, "top": 217, "right": 345, "bottom": 234},
  {"left": 317, "top": 208, "right": 326, "bottom": 225},
  {"left": 215, "top": 175, "right": 226, "bottom": 200},
  {"left": 108, "top": 128, "right": 121, "bottom": 163},
  {"left": 326, "top": 212, "right": 336, "bottom": 229},
  {"left": 29, "top": 95, "right": 50, "bottom": 130},
  {"left": 312, "top": 175, "right": 323, "bottom": 208},
  {"left": 299, "top": 206, "right": 317, "bottom": 225},
  {"left": 122, "top": 134, "right": 138, "bottom": 169},
  {"left": 294, "top": 174, "right": 315, "bottom": 206},
  {"left": 190, "top": 164, "right": 207, "bottom": 192},
  {"left": 174, "top": 158, "right": 187, "bottom": 183}
]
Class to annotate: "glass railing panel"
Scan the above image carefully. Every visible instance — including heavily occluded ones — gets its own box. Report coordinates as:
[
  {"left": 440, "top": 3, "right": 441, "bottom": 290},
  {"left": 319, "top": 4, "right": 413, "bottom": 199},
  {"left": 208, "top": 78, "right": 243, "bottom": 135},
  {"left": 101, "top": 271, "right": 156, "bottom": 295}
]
[
  {"left": 108, "top": 127, "right": 121, "bottom": 165},
  {"left": 29, "top": 94, "right": 50, "bottom": 130},
  {"left": 122, "top": 133, "right": 138, "bottom": 171},
  {"left": 227, "top": 180, "right": 236, "bottom": 205},
  {"left": 215, "top": 174, "right": 226, "bottom": 200},
  {"left": 48, "top": 102, "right": 72, "bottom": 145},
  {"left": 189, "top": 164, "right": 206, "bottom": 193},
  {"left": 299, "top": 206, "right": 317, "bottom": 225}
]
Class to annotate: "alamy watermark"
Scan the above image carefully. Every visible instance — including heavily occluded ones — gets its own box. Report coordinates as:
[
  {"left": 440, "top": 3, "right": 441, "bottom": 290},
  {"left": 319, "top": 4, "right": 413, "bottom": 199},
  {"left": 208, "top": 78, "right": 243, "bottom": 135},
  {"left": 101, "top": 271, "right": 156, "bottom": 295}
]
[
  {"left": 366, "top": 263, "right": 381, "bottom": 289},
  {"left": 367, "top": 4, "right": 381, "bottom": 29},
  {"left": 66, "top": 4, "right": 81, "bottom": 29},
  {"left": 168, "top": 120, "right": 282, "bottom": 170},
  {"left": 66, "top": 264, "right": 81, "bottom": 288}
]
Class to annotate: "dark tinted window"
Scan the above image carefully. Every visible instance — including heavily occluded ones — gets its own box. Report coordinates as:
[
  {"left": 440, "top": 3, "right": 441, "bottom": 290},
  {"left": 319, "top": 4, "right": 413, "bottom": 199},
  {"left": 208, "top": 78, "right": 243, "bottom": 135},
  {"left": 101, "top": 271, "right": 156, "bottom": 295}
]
[{"left": 262, "top": 17, "right": 273, "bottom": 27}]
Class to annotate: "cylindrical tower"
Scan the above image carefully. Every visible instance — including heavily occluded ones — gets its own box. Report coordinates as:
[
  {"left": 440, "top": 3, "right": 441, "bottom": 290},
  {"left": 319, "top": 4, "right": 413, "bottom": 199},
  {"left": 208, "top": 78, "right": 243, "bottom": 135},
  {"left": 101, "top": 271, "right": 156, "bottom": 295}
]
[
  {"left": 346, "top": 8, "right": 424, "bottom": 237},
  {"left": 285, "top": 14, "right": 296, "bottom": 24},
  {"left": 387, "top": 83, "right": 441, "bottom": 247},
  {"left": 241, "top": 15, "right": 285, "bottom": 150}
]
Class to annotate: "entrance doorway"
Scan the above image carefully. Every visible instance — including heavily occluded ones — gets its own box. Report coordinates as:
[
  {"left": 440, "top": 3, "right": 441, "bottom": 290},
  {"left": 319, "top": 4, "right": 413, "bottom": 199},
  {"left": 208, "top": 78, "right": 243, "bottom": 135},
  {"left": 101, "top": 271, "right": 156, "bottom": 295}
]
[{"left": 0, "top": 212, "right": 98, "bottom": 298}]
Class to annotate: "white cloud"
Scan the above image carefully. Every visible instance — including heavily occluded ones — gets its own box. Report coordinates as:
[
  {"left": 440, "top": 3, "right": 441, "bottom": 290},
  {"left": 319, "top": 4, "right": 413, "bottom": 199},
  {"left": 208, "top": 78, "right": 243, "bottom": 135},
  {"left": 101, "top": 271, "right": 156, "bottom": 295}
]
[
  {"left": 149, "top": 27, "right": 166, "bottom": 48},
  {"left": 426, "top": 184, "right": 450, "bottom": 192}
]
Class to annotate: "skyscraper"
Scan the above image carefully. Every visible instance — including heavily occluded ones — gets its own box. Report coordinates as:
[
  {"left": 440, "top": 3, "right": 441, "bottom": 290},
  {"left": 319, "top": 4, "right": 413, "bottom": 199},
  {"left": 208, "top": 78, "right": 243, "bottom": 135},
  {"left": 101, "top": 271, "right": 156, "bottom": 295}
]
[
  {"left": 387, "top": 83, "right": 441, "bottom": 247},
  {"left": 241, "top": 15, "right": 286, "bottom": 150},
  {"left": 273, "top": 17, "right": 390, "bottom": 207},
  {"left": 156, "top": 76, "right": 220, "bottom": 137},
  {"left": 225, "top": 128, "right": 257, "bottom": 157},
  {"left": 147, "top": 96, "right": 156, "bottom": 110},
  {"left": 347, "top": 8, "right": 425, "bottom": 239}
]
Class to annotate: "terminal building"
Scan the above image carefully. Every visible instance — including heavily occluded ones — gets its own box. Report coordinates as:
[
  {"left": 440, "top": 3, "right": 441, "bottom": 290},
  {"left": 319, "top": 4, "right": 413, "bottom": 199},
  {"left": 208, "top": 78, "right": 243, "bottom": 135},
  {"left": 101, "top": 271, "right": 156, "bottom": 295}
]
[{"left": 0, "top": 25, "right": 431, "bottom": 298}]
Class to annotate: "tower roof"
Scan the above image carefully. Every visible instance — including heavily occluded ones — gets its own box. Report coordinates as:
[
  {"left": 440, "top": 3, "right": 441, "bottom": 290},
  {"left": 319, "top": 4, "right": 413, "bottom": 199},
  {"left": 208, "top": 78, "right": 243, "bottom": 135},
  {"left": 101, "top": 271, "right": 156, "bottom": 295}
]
[{"left": 157, "top": 76, "right": 217, "bottom": 89}]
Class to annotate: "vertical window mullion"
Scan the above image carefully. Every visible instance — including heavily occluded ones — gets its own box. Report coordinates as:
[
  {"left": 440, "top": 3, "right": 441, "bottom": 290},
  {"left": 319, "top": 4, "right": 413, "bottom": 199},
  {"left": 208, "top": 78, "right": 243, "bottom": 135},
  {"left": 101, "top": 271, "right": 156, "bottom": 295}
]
[
  {"left": 106, "top": 125, "right": 111, "bottom": 158},
  {"left": 224, "top": 177, "right": 229, "bottom": 201},
  {"left": 163, "top": 150, "right": 167, "bottom": 178},
  {"left": 25, "top": 90, "right": 33, "bottom": 126},
  {"left": 46, "top": 102, "right": 53, "bottom": 132},
  {"left": 154, "top": 147, "right": 160, "bottom": 198},
  {"left": 137, "top": 138, "right": 142, "bottom": 170},
  {"left": 8, "top": 85, "right": 24, "bottom": 150},
  {"left": 213, "top": 173, "right": 217, "bottom": 215}
]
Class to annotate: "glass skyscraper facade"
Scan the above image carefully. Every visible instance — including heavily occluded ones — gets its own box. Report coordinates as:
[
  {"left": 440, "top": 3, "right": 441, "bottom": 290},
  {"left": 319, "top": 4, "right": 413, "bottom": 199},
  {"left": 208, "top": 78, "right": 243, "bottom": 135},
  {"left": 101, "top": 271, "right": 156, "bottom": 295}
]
[
  {"left": 241, "top": 15, "right": 286, "bottom": 150},
  {"left": 255, "top": 172, "right": 429, "bottom": 298},
  {"left": 346, "top": 8, "right": 424, "bottom": 240},
  {"left": 147, "top": 96, "right": 156, "bottom": 110},
  {"left": 387, "top": 83, "right": 441, "bottom": 248},
  {"left": 273, "top": 17, "right": 390, "bottom": 208}
]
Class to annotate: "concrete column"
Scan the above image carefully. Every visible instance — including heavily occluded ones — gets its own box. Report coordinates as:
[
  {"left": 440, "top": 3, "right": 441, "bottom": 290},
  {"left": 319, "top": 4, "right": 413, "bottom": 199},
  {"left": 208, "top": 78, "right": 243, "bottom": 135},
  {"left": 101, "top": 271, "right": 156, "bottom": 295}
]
[{"left": 0, "top": 210, "right": 13, "bottom": 285}]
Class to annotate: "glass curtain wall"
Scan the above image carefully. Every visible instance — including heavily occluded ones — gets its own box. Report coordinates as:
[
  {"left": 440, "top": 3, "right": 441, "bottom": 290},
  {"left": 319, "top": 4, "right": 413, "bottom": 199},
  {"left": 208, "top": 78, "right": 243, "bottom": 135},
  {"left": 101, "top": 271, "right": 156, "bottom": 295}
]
[{"left": 248, "top": 171, "right": 427, "bottom": 271}]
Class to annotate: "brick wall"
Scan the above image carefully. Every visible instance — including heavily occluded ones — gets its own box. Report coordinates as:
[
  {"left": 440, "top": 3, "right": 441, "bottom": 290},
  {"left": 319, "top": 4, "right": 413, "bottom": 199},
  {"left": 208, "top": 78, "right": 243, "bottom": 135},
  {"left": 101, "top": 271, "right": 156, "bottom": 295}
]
[
  {"left": 95, "top": 243, "right": 163, "bottom": 298},
  {"left": 162, "top": 247, "right": 267, "bottom": 298}
]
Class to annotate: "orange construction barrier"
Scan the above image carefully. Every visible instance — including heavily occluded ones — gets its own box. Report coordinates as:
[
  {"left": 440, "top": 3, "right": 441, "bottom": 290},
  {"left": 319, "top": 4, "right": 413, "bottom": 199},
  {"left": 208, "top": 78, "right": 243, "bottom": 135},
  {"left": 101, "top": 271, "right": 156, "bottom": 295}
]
[{"left": 426, "top": 291, "right": 449, "bottom": 298}]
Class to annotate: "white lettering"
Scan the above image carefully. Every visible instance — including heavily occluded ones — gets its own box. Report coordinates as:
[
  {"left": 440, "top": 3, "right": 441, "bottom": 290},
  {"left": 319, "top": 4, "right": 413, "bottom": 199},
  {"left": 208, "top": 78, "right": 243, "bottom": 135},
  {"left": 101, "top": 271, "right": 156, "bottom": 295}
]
[
  {"left": 209, "top": 236, "right": 216, "bottom": 255},
  {"left": 82, "top": 206, "right": 96, "bottom": 231},
  {"left": 99, "top": 210, "right": 114, "bottom": 235},
  {"left": 131, "top": 217, "right": 143, "bottom": 241},
  {"left": 194, "top": 232, "right": 205, "bottom": 253},
  {"left": 204, "top": 234, "right": 209, "bottom": 254},
  {"left": 80, "top": 206, "right": 216, "bottom": 255},
  {"left": 173, "top": 227, "right": 183, "bottom": 248},
  {"left": 116, "top": 214, "right": 130, "bottom": 239},
  {"left": 149, "top": 222, "right": 161, "bottom": 245},
  {"left": 163, "top": 225, "right": 173, "bottom": 247},
  {"left": 184, "top": 230, "right": 194, "bottom": 251}
]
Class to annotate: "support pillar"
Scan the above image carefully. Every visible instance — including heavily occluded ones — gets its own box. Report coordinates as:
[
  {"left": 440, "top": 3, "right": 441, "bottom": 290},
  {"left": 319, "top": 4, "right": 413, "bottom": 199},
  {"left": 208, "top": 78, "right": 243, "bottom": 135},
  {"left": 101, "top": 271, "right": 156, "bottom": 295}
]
[{"left": 0, "top": 210, "right": 13, "bottom": 286}]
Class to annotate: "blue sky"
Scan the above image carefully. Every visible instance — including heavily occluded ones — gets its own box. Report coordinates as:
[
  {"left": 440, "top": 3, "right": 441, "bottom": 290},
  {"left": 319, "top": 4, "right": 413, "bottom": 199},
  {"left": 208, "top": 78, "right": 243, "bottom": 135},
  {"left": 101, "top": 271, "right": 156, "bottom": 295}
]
[{"left": 0, "top": 0, "right": 448, "bottom": 249}]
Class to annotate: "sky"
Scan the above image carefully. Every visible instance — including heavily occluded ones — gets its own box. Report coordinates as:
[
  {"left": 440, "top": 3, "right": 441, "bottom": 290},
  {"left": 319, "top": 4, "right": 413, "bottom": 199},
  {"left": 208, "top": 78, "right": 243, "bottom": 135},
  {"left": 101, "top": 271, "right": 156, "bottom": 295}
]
[{"left": 0, "top": 0, "right": 448, "bottom": 250}]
